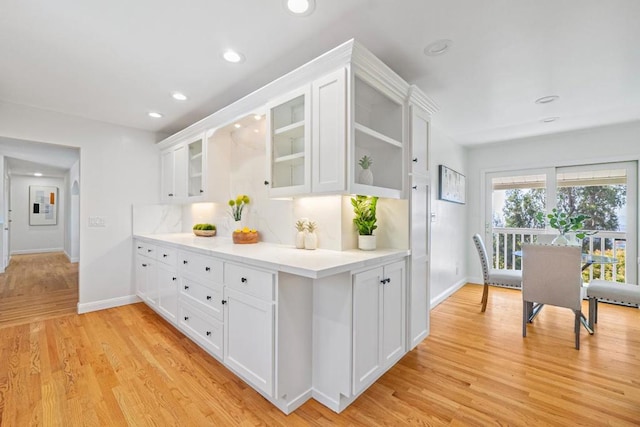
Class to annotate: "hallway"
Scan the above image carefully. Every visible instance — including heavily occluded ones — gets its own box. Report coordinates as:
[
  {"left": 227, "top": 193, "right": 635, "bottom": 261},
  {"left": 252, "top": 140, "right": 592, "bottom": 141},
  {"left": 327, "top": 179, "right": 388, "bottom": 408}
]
[{"left": 0, "top": 252, "right": 78, "bottom": 328}]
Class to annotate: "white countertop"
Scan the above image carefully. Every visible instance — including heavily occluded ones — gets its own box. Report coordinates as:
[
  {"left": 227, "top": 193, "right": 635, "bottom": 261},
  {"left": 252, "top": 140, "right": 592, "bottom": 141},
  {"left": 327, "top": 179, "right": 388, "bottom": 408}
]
[{"left": 134, "top": 233, "right": 409, "bottom": 279}]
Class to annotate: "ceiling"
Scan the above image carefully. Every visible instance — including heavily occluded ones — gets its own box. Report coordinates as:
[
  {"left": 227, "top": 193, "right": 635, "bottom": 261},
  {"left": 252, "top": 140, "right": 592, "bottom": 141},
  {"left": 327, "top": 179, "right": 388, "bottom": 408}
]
[
  {"left": 1, "top": 0, "right": 639, "bottom": 146},
  {"left": 0, "top": 137, "right": 79, "bottom": 178}
]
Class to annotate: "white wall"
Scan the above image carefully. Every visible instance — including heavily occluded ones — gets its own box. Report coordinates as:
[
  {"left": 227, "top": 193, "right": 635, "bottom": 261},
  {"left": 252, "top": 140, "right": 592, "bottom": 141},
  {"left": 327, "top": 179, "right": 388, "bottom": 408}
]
[
  {"left": 429, "top": 124, "right": 468, "bottom": 307},
  {"left": 10, "top": 175, "right": 65, "bottom": 253},
  {"left": 0, "top": 101, "right": 160, "bottom": 312},
  {"left": 465, "top": 120, "right": 640, "bottom": 282}
]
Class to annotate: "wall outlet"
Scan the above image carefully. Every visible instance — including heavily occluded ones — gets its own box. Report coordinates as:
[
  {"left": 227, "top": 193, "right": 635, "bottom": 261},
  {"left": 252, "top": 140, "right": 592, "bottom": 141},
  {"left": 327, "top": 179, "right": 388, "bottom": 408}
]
[{"left": 88, "top": 216, "right": 106, "bottom": 227}]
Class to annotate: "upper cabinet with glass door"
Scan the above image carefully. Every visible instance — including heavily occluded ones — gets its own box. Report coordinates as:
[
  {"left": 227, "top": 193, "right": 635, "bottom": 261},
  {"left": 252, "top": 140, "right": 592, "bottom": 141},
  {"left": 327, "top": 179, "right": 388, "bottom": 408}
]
[
  {"left": 160, "top": 133, "right": 206, "bottom": 203},
  {"left": 187, "top": 137, "right": 205, "bottom": 198},
  {"left": 266, "top": 86, "right": 311, "bottom": 197}
]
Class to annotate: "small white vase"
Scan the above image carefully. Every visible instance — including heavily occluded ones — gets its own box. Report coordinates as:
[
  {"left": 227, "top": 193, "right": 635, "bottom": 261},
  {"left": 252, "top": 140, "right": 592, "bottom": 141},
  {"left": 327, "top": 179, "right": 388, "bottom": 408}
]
[
  {"left": 552, "top": 234, "right": 569, "bottom": 245},
  {"left": 358, "top": 235, "right": 376, "bottom": 251},
  {"left": 295, "top": 231, "right": 306, "bottom": 249},
  {"left": 359, "top": 168, "right": 374, "bottom": 185},
  {"left": 304, "top": 231, "right": 317, "bottom": 250}
]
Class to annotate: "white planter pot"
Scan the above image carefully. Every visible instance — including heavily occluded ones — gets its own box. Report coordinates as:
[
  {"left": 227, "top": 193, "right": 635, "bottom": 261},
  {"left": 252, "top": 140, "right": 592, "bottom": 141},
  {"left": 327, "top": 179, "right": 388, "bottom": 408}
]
[
  {"left": 358, "top": 235, "right": 376, "bottom": 251},
  {"left": 305, "top": 231, "right": 317, "bottom": 250},
  {"left": 552, "top": 234, "right": 569, "bottom": 245},
  {"left": 359, "top": 168, "right": 374, "bottom": 185},
  {"left": 295, "top": 231, "right": 306, "bottom": 249}
]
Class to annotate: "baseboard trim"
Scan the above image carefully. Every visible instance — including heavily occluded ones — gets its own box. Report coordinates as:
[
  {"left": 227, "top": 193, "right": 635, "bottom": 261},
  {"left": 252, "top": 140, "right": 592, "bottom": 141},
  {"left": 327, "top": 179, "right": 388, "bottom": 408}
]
[
  {"left": 11, "top": 247, "right": 64, "bottom": 255},
  {"left": 431, "top": 278, "right": 468, "bottom": 309},
  {"left": 77, "top": 295, "right": 141, "bottom": 314},
  {"left": 64, "top": 250, "right": 79, "bottom": 263}
]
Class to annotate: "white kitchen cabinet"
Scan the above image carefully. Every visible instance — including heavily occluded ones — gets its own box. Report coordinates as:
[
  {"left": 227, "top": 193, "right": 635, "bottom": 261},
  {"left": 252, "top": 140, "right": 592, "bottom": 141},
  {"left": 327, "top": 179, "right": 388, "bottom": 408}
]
[
  {"left": 350, "top": 75, "right": 405, "bottom": 199},
  {"left": 135, "top": 241, "right": 158, "bottom": 307},
  {"left": 224, "top": 275, "right": 275, "bottom": 397},
  {"left": 157, "top": 262, "right": 178, "bottom": 325},
  {"left": 409, "top": 102, "right": 430, "bottom": 177},
  {"left": 266, "top": 85, "right": 311, "bottom": 197},
  {"left": 179, "top": 299, "right": 223, "bottom": 359},
  {"left": 160, "top": 133, "right": 205, "bottom": 203},
  {"left": 352, "top": 260, "right": 405, "bottom": 395}
]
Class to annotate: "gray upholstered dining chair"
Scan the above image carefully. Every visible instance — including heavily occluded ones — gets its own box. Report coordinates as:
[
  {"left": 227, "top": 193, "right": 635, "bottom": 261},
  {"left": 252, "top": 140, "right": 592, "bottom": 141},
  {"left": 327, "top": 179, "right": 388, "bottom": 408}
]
[
  {"left": 472, "top": 234, "right": 522, "bottom": 312},
  {"left": 522, "top": 243, "right": 584, "bottom": 349}
]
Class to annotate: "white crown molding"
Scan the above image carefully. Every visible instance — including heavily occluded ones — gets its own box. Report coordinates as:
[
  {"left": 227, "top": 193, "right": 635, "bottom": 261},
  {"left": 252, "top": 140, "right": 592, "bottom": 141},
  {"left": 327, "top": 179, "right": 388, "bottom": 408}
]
[{"left": 408, "top": 85, "right": 439, "bottom": 115}]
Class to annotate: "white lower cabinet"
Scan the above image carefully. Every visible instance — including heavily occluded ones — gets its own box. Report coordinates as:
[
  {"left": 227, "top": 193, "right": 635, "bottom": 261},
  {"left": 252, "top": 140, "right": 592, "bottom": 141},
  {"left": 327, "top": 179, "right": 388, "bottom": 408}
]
[
  {"left": 135, "top": 242, "right": 158, "bottom": 307},
  {"left": 157, "top": 263, "right": 178, "bottom": 324},
  {"left": 179, "top": 299, "right": 223, "bottom": 359},
  {"left": 352, "top": 260, "right": 405, "bottom": 395},
  {"left": 224, "top": 287, "right": 275, "bottom": 396}
]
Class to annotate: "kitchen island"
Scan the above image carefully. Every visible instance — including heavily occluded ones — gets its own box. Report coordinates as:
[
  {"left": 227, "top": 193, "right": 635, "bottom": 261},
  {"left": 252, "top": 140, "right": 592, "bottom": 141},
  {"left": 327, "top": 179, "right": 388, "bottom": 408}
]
[{"left": 134, "top": 233, "right": 409, "bottom": 413}]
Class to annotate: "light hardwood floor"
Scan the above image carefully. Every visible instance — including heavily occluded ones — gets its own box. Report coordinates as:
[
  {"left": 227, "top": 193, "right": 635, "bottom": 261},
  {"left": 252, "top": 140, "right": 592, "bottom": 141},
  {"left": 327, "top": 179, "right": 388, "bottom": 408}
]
[
  {"left": 1, "top": 284, "right": 639, "bottom": 426},
  {"left": 0, "top": 252, "right": 78, "bottom": 328}
]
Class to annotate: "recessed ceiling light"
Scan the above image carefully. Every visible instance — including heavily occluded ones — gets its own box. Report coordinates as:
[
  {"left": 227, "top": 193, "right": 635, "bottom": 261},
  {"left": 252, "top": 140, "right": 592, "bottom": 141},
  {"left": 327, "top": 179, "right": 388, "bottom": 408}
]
[
  {"left": 535, "top": 95, "right": 559, "bottom": 104},
  {"left": 423, "top": 39, "right": 453, "bottom": 56},
  {"left": 541, "top": 117, "right": 560, "bottom": 123},
  {"left": 254, "top": 114, "right": 262, "bottom": 121},
  {"left": 34, "top": 172, "right": 43, "bottom": 177},
  {"left": 234, "top": 123, "right": 242, "bottom": 128},
  {"left": 284, "top": 0, "right": 315, "bottom": 15},
  {"left": 223, "top": 50, "right": 245, "bottom": 63},
  {"left": 148, "top": 112, "right": 163, "bottom": 118},
  {"left": 172, "top": 92, "right": 188, "bottom": 101}
]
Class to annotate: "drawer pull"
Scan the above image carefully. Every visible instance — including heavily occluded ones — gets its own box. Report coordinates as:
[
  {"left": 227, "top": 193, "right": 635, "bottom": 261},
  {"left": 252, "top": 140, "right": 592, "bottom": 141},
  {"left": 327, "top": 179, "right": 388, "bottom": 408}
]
[
  {"left": 184, "top": 285, "right": 189, "bottom": 290},
  {"left": 221, "top": 300, "right": 227, "bottom": 305},
  {"left": 183, "top": 260, "right": 188, "bottom": 264},
  {"left": 206, "top": 331, "right": 212, "bottom": 336},
  {"left": 413, "top": 157, "right": 418, "bottom": 163},
  {"left": 147, "top": 249, "right": 152, "bottom": 253},
  {"left": 380, "top": 278, "right": 391, "bottom": 284},
  {"left": 137, "top": 246, "right": 142, "bottom": 249},
  {"left": 241, "top": 277, "right": 247, "bottom": 283},
  {"left": 141, "top": 263, "right": 147, "bottom": 267},
  {"left": 206, "top": 295, "right": 212, "bottom": 300},
  {"left": 205, "top": 266, "right": 211, "bottom": 272},
  {"left": 172, "top": 277, "right": 177, "bottom": 281},
  {"left": 163, "top": 254, "right": 168, "bottom": 258},
  {"left": 184, "top": 316, "right": 189, "bottom": 321}
]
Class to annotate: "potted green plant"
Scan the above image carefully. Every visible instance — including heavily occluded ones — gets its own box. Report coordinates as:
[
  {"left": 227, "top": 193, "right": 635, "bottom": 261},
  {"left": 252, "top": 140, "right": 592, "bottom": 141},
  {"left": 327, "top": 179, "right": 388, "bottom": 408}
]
[
  {"left": 351, "top": 195, "right": 378, "bottom": 250},
  {"left": 358, "top": 155, "right": 374, "bottom": 185},
  {"left": 535, "top": 208, "right": 594, "bottom": 245}
]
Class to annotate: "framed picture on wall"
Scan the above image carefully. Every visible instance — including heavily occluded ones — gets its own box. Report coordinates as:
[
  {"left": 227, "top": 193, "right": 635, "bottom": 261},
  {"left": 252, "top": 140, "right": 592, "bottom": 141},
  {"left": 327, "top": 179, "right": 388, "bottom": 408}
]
[
  {"left": 29, "top": 185, "right": 58, "bottom": 225},
  {"left": 438, "top": 165, "right": 466, "bottom": 204}
]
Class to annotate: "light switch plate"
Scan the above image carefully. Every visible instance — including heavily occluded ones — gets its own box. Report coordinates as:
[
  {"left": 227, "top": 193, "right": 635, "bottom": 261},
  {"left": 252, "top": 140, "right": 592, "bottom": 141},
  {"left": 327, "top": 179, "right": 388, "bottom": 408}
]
[{"left": 88, "top": 216, "right": 106, "bottom": 227}]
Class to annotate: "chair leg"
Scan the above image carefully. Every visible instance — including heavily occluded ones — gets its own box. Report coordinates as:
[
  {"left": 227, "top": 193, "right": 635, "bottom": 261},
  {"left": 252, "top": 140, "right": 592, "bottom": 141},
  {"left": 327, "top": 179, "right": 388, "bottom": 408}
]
[
  {"left": 574, "top": 310, "right": 580, "bottom": 350},
  {"left": 522, "top": 300, "right": 528, "bottom": 337},
  {"left": 588, "top": 297, "right": 596, "bottom": 330},
  {"left": 481, "top": 284, "right": 489, "bottom": 312}
]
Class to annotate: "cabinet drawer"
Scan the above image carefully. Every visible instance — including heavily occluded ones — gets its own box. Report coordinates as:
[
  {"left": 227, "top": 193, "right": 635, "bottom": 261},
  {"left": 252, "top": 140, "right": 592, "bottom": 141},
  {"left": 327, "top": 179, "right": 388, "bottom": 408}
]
[
  {"left": 178, "top": 250, "right": 223, "bottom": 283},
  {"left": 136, "top": 241, "right": 157, "bottom": 258},
  {"left": 225, "top": 263, "right": 275, "bottom": 301},
  {"left": 180, "top": 277, "right": 224, "bottom": 321},
  {"left": 178, "top": 301, "right": 223, "bottom": 359},
  {"left": 156, "top": 246, "right": 178, "bottom": 267}
]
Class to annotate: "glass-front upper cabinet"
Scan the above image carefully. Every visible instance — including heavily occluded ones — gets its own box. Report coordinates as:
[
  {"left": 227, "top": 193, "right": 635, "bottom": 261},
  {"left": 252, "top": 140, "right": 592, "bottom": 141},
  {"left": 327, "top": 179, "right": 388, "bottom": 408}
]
[
  {"left": 351, "top": 75, "right": 404, "bottom": 198},
  {"left": 266, "top": 86, "right": 311, "bottom": 197},
  {"left": 187, "top": 137, "right": 204, "bottom": 198}
]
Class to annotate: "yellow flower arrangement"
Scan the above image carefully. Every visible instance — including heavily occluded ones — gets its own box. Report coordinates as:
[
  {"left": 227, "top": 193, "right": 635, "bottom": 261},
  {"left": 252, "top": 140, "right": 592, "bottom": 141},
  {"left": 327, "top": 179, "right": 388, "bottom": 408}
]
[{"left": 228, "top": 194, "right": 250, "bottom": 221}]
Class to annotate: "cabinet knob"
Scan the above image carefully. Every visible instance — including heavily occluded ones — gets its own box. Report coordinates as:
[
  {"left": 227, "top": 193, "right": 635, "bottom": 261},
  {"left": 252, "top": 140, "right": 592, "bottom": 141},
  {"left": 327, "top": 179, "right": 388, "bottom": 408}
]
[
  {"left": 413, "top": 157, "right": 418, "bottom": 163},
  {"left": 172, "top": 277, "right": 177, "bottom": 281},
  {"left": 184, "top": 285, "right": 189, "bottom": 290},
  {"left": 205, "top": 266, "right": 211, "bottom": 272},
  {"left": 412, "top": 185, "right": 418, "bottom": 190},
  {"left": 221, "top": 300, "right": 227, "bottom": 305},
  {"left": 168, "top": 193, "right": 174, "bottom": 197},
  {"left": 141, "top": 263, "right": 147, "bottom": 267},
  {"left": 241, "top": 277, "right": 247, "bottom": 283},
  {"left": 183, "top": 260, "right": 188, "bottom": 264},
  {"left": 200, "top": 189, "right": 204, "bottom": 193},
  {"left": 137, "top": 246, "right": 142, "bottom": 249},
  {"left": 147, "top": 249, "right": 152, "bottom": 253},
  {"left": 264, "top": 180, "right": 269, "bottom": 186},
  {"left": 380, "top": 278, "right": 391, "bottom": 284},
  {"left": 163, "top": 254, "right": 168, "bottom": 258},
  {"left": 206, "top": 295, "right": 212, "bottom": 300},
  {"left": 206, "top": 331, "right": 212, "bottom": 336},
  {"left": 184, "top": 316, "right": 189, "bottom": 321}
]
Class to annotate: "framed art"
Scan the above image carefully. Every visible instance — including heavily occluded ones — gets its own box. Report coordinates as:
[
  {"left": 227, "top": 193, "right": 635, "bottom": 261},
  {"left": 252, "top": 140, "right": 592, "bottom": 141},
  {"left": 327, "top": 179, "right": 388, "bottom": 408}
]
[
  {"left": 438, "top": 165, "right": 466, "bottom": 204},
  {"left": 29, "top": 185, "right": 58, "bottom": 225}
]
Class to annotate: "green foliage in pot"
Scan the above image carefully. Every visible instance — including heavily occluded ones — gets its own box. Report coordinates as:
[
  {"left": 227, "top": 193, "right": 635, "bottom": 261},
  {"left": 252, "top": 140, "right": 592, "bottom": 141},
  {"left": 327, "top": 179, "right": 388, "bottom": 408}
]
[
  {"left": 193, "top": 223, "right": 216, "bottom": 231},
  {"left": 351, "top": 195, "right": 378, "bottom": 236},
  {"left": 534, "top": 208, "right": 594, "bottom": 239},
  {"left": 358, "top": 155, "right": 372, "bottom": 170}
]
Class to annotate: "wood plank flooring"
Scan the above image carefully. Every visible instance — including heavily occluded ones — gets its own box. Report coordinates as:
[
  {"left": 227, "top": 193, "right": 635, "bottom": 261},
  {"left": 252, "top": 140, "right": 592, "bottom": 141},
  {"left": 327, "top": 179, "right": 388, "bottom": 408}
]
[
  {"left": 0, "top": 252, "right": 78, "bottom": 328},
  {"left": 1, "top": 284, "right": 639, "bottom": 426}
]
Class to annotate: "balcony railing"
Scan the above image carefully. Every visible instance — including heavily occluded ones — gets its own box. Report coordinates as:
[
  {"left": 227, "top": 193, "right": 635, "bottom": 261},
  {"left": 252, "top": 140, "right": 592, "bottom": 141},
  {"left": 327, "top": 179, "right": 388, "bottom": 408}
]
[{"left": 491, "top": 227, "right": 626, "bottom": 283}]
